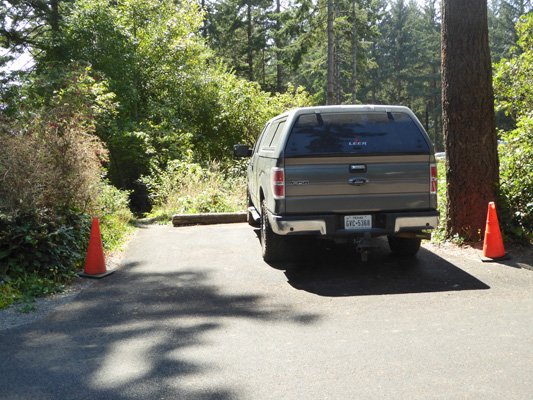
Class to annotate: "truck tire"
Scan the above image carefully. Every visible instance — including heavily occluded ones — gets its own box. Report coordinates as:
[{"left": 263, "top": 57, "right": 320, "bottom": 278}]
[
  {"left": 387, "top": 235, "right": 421, "bottom": 257},
  {"left": 261, "top": 200, "right": 288, "bottom": 263}
]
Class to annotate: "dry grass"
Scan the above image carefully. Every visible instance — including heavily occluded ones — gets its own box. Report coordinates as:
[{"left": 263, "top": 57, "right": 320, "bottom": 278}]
[{"left": 143, "top": 160, "right": 247, "bottom": 221}]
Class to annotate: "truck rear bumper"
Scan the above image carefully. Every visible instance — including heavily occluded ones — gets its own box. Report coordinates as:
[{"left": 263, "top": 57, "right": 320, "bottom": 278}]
[{"left": 268, "top": 210, "right": 440, "bottom": 237}]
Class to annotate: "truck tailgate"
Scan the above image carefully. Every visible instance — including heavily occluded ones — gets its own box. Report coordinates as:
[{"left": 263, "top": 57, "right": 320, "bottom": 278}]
[{"left": 284, "top": 154, "right": 431, "bottom": 214}]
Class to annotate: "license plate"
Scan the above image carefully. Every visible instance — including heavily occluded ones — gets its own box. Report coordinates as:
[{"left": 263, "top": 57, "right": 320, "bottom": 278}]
[{"left": 345, "top": 215, "right": 372, "bottom": 230}]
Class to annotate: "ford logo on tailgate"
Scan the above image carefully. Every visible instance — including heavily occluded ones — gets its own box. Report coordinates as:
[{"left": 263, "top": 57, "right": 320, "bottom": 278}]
[{"left": 349, "top": 177, "right": 368, "bottom": 186}]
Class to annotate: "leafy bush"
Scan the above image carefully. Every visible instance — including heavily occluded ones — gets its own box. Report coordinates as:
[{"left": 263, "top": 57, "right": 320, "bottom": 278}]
[
  {"left": 179, "top": 68, "right": 315, "bottom": 163},
  {"left": 0, "top": 64, "right": 135, "bottom": 310},
  {"left": 0, "top": 128, "right": 107, "bottom": 215},
  {"left": 137, "top": 74, "right": 313, "bottom": 219},
  {"left": 498, "top": 117, "right": 533, "bottom": 241},
  {"left": 431, "top": 159, "right": 454, "bottom": 244},
  {"left": 0, "top": 210, "right": 91, "bottom": 283},
  {"left": 94, "top": 180, "right": 135, "bottom": 251},
  {"left": 0, "top": 65, "right": 113, "bottom": 216},
  {"left": 0, "top": 270, "right": 73, "bottom": 310},
  {"left": 140, "top": 156, "right": 247, "bottom": 220},
  {"left": 0, "top": 280, "right": 20, "bottom": 309},
  {"left": 493, "top": 15, "right": 533, "bottom": 242}
]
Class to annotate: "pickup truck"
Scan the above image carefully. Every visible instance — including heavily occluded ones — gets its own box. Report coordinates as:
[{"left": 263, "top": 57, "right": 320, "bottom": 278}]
[{"left": 234, "top": 105, "right": 440, "bottom": 262}]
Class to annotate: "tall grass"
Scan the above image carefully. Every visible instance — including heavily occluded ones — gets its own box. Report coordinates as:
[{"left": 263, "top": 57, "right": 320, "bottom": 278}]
[{"left": 140, "top": 159, "right": 247, "bottom": 221}]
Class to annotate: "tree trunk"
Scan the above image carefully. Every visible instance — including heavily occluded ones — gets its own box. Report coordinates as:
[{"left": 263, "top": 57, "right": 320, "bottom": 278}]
[
  {"left": 275, "top": 0, "right": 283, "bottom": 93},
  {"left": 441, "top": 0, "right": 499, "bottom": 240},
  {"left": 48, "top": 0, "right": 63, "bottom": 60},
  {"left": 433, "top": 99, "right": 439, "bottom": 152},
  {"left": 425, "top": 103, "right": 429, "bottom": 132},
  {"left": 201, "top": 0, "right": 207, "bottom": 39},
  {"left": 432, "top": 63, "right": 439, "bottom": 152},
  {"left": 335, "top": 0, "right": 341, "bottom": 104},
  {"left": 247, "top": 4, "right": 253, "bottom": 81},
  {"left": 327, "top": 0, "right": 335, "bottom": 105},
  {"left": 352, "top": 0, "right": 357, "bottom": 104}
]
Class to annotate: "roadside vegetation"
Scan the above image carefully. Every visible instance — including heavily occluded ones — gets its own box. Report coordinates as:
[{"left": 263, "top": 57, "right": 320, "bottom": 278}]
[
  {"left": 0, "top": 67, "right": 135, "bottom": 310},
  {"left": 493, "top": 15, "right": 533, "bottom": 243},
  {"left": 140, "top": 157, "right": 248, "bottom": 221}
]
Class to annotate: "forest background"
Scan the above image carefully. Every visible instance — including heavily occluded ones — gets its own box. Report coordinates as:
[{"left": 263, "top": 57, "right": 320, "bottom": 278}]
[{"left": 1, "top": 0, "right": 533, "bottom": 307}]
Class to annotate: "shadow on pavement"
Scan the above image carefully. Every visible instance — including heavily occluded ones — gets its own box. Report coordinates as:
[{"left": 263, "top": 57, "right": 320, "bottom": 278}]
[
  {"left": 0, "top": 261, "right": 319, "bottom": 400},
  {"left": 266, "top": 237, "right": 490, "bottom": 297}
]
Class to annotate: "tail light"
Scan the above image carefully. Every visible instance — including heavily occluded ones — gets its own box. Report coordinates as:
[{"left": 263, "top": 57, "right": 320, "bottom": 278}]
[
  {"left": 272, "top": 167, "right": 285, "bottom": 199},
  {"left": 430, "top": 163, "right": 438, "bottom": 194}
]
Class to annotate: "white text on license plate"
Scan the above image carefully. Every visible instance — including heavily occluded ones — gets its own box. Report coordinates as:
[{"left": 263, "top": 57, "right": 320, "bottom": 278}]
[{"left": 345, "top": 215, "right": 372, "bottom": 230}]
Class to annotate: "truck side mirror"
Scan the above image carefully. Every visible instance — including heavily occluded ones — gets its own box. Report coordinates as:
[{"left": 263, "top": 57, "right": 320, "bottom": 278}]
[{"left": 233, "top": 144, "right": 252, "bottom": 158}]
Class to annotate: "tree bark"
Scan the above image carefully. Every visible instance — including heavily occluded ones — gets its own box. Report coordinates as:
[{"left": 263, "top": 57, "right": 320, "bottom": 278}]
[
  {"left": 327, "top": 0, "right": 335, "bottom": 105},
  {"left": 50, "top": 0, "right": 60, "bottom": 33},
  {"left": 247, "top": 4, "right": 253, "bottom": 81},
  {"left": 201, "top": 0, "right": 207, "bottom": 39},
  {"left": 352, "top": 0, "right": 357, "bottom": 104},
  {"left": 275, "top": 0, "right": 283, "bottom": 93},
  {"left": 441, "top": 0, "right": 499, "bottom": 240},
  {"left": 335, "top": 0, "right": 341, "bottom": 104}
]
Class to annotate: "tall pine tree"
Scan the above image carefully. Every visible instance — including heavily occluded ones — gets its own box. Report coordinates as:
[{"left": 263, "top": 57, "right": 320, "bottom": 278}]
[{"left": 442, "top": 0, "right": 499, "bottom": 240}]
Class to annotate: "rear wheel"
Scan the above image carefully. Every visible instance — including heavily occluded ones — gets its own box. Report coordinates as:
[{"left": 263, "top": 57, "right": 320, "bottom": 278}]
[
  {"left": 261, "top": 200, "right": 288, "bottom": 262},
  {"left": 387, "top": 235, "right": 422, "bottom": 257}
]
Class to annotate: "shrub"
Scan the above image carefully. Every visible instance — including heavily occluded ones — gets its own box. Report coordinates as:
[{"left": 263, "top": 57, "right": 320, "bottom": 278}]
[
  {"left": 94, "top": 180, "right": 135, "bottom": 251},
  {"left": 493, "top": 15, "right": 533, "bottom": 242},
  {"left": 0, "top": 65, "right": 112, "bottom": 216},
  {"left": 498, "top": 116, "right": 533, "bottom": 241},
  {"left": 0, "top": 280, "right": 20, "bottom": 309},
  {"left": 140, "top": 156, "right": 247, "bottom": 220},
  {"left": 0, "top": 210, "right": 92, "bottom": 282},
  {"left": 182, "top": 68, "right": 315, "bottom": 162},
  {"left": 0, "top": 64, "right": 134, "bottom": 310},
  {"left": 0, "top": 128, "right": 107, "bottom": 216},
  {"left": 431, "top": 159, "right": 452, "bottom": 244}
]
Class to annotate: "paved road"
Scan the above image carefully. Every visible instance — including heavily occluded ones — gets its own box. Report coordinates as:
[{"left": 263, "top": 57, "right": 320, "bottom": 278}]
[{"left": 1, "top": 223, "right": 532, "bottom": 399}]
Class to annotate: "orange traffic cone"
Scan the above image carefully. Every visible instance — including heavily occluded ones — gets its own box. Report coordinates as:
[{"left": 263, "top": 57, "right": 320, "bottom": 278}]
[
  {"left": 78, "top": 217, "right": 114, "bottom": 278},
  {"left": 482, "top": 202, "right": 510, "bottom": 262}
]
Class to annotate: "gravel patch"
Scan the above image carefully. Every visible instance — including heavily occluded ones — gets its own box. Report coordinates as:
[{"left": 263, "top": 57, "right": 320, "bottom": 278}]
[{"left": 424, "top": 241, "right": 533, "bottom": 271}]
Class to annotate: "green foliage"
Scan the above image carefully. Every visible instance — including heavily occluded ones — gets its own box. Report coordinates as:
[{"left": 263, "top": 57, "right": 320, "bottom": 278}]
[
  {"left": 0, "top": 61, "right": 134, "bottom": 310},
  {"left": 488, "top": 0, "right": 533, "bottom": 63},
  {"left": 375, "top": 0, "right": 423, "bottom": 104},
  {"left": 0, "top": 64, "right": 113, "bottom": 216},
  {"left": 494, "top": 14, "right": 533, "bottom": 242},
  {"left": 140, "top": 156, "right": 247, "bottom": 220},
  {"left": 94, "top": 180, "right": 136, "bottom": 251},
  {"left": 0, "top": 211, "right": 91, "bottom": 283},
  {"left": 494, "top": 15, "right": 533, "bottom": 117},
  {"left": 498, "top": 118, "right": 533, "bottom": 241},
  {"left": 431, "top": 159, "right": 448, "bottom": 243},
  {"left": 0, "top": 280, "right": 20, "bottom": 309},
  {"left": 0, "top": 183, "right": 135, "bottom": 311},
  {"left": 58, "top": 0, "right": 209, "bottom": 209},
  {"left": 0, "top": 271, "right": 71, "bottom": 311},
  {"left": 185, "top": 70, "right": 314, "bottom": 160},
  {"left": 56, "top": 0, "right": 315, "bottom": 211},
  {"left": 137, "top": 73, "right": 312, "bottom": 219}
]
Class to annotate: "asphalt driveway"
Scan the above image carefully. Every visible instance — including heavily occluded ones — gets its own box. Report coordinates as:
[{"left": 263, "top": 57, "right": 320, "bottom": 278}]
[{"left": 1, "top": 223, "right": 532, "bottom": 399}]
